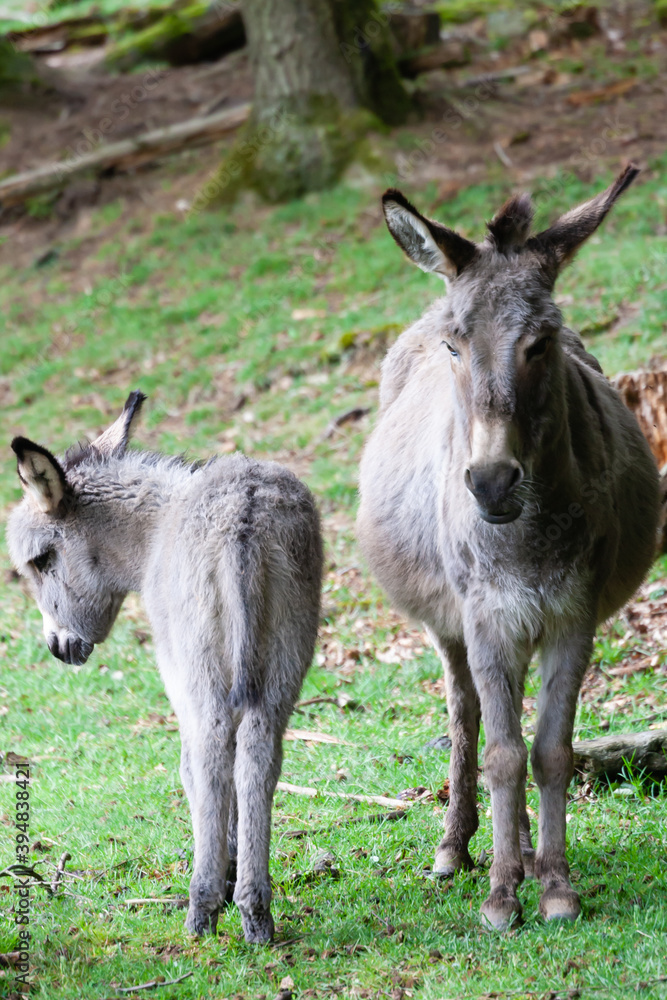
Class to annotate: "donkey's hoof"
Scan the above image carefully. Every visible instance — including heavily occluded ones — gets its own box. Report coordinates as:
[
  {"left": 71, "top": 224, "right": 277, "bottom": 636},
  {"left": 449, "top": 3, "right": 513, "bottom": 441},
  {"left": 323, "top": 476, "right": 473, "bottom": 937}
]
[
  {"left": 185, "top": 905, "right": 219, "bottom": 936},
  {"left": 433, "top": 847, "right": 474, "bottom": 878},
  {"left": 539, "top": 886, "right": 581, "bottom": 922},
  {"left": 480, "top": 891, "right": 523, "bottom": 932},
  {"left": 521, "top": 850, "right": 536, "bottom": 880},
  {"left": 240, "top": 908, "right": 274, "bottom": 944}
]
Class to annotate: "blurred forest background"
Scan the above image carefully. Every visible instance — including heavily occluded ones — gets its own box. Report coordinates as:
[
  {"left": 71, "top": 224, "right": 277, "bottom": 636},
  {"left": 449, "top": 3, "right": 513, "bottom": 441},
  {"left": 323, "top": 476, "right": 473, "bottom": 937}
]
[{"left": 0, "top": 2, "right": 666, "bottom": 999}]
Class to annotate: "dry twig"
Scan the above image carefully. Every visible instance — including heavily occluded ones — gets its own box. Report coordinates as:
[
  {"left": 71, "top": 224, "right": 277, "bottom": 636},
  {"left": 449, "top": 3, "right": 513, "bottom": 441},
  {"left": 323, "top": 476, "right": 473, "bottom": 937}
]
[
  {"left": 276, "top": 781, "right": 409, "bottom": 809},
  {"left": 117, "top": 971, "right": 193, "bottom": 993},
  {"left": 50, "top": 852, "right": 71, "bottom": 895}
]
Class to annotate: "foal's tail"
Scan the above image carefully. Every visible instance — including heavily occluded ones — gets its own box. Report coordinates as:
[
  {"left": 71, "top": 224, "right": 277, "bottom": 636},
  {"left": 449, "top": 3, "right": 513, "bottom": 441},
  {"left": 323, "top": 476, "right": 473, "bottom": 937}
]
[{"left": 225, "top": 522, "right": 267, "bottom": 711}]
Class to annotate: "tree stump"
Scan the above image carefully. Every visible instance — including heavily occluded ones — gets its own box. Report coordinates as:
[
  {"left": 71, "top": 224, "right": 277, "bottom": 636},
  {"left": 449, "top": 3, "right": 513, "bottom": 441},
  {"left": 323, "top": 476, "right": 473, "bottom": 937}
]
[{"left": 612, "top": 365, "right": 667, "bottom": 553}]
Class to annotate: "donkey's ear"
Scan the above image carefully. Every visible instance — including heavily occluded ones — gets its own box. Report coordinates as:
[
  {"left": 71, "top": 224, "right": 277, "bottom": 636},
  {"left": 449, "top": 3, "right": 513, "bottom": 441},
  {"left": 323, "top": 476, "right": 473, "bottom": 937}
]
[
  {"left": 90, "top": 390, "right": 146, "bottom": 459},
  {"left": 12, "top": 437, "right": 68, "bottom": 514},
  {"left": 528, "top": 164, "right": 639, "bottom": 271},
  {"left": 382, "top": 190, "right": 477, "bottom": 280}
]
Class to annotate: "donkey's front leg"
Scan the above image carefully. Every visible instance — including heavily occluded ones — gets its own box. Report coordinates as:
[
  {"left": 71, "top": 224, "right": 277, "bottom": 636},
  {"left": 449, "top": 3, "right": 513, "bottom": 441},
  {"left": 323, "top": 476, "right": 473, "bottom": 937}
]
[
  {"left": 466, "top": 624, "right": 527, "bottom": 930},
  {"left": 532, "top": 628, "right": 593, "bottom": 921},
  {"left": 512, "top": 657, "right": 536, "bottom": 879},
  {"left": 429, "top": 634, "right": 480, "bottom": 877},
  {"left": 233, "top": 708, "right": 283, "bottom": 944},
  {"left": 180, "top": 713, "right": 235, "bottom": 936}
]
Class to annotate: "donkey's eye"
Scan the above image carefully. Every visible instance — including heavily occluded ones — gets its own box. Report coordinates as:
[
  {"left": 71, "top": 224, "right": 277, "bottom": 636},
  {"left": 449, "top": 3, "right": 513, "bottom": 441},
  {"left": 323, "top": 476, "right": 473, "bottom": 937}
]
[
  {"left": 525, "top": 336, "right": 551, "bottom": 362},
  {"left": 32, "top": 550, "right": 52, "bottom": 573},
  {"left": 443, "top": 341, "right": 459, "bottom": 359}
]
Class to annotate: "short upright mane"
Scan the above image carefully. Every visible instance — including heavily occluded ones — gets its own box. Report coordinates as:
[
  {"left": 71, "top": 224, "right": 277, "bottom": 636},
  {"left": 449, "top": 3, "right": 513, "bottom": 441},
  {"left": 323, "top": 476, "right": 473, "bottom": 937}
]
[
  {"left": 485, "top": 193, "right": 534, "bottom": 254},
  {"left": 63, "top": 441, "right": 199, "bottom": 476}
]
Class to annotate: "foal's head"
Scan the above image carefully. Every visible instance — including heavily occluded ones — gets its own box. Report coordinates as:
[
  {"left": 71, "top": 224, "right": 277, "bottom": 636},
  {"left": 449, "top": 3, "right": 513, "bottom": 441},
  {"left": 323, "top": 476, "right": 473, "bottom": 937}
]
[
  {"left": 382, "top": 166, "right": 638, "bottom": 523},
  {"left": 7, "top": 392, "right": 145, "bottom": 665}
]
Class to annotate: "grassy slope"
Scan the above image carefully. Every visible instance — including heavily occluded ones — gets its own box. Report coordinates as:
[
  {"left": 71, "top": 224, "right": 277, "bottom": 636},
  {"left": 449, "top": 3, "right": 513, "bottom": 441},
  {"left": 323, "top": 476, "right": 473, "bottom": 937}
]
[{"left": 0, "top": 154, "right": 666, "bottom": 999}]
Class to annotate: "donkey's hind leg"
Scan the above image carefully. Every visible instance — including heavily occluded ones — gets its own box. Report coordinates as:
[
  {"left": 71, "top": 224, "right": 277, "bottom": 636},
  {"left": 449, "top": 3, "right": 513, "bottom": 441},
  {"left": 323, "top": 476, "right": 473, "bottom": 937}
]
[
  {"left": 180, "top": 709, "right": 235, "bottom": 936},
  {"left": 429, "top": 635, "right": 481, "bottom": 877},
  {"left": 233, "top": 707, "right": 283, "bottom": 943},
  {"left": 531, "top": 628, "right": 593, "bottom": 922},
  {"left": 225, "top": 784, "right": 238, "bottom": 905}
]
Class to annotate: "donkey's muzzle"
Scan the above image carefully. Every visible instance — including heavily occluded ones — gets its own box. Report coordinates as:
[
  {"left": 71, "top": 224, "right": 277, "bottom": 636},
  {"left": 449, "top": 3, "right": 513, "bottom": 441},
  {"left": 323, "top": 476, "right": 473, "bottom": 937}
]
[
  {"left": 465, "top": 461, "right": 524, "bottom": 524},
  {"left": 47, "top": 632, "right": 94, "bottom": 666}
]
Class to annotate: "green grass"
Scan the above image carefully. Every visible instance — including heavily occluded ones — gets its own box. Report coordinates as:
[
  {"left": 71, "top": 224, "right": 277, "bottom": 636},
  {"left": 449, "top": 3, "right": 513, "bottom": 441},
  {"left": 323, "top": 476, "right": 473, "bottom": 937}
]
[{"left": 1, "top": 152, "right": 666, "bottom": 999}]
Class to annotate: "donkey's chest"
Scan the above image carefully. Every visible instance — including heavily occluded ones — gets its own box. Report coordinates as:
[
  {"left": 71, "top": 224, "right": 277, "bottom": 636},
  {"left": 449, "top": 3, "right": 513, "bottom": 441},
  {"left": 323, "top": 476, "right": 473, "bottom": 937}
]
[{"left": 445, "top": 523, "right": 589, "bottom": 643}]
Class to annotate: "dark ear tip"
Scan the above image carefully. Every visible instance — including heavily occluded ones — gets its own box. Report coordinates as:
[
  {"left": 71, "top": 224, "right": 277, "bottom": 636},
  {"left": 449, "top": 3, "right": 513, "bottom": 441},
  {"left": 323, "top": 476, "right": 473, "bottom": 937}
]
[
  {"left": 382, "top": 188, "right": 413, "bottom": 212},
  {"left": 614, "top": 163, "right": 640, "bottom": 197},
  {"left": 124, "top": 389, "right": 147, "bottom": 411},
  {"left": 11, "top": 436, "right": 31, "bottom": 458},
  {"left": 122, "top": 390, "right": 147, "bottom": 421}
]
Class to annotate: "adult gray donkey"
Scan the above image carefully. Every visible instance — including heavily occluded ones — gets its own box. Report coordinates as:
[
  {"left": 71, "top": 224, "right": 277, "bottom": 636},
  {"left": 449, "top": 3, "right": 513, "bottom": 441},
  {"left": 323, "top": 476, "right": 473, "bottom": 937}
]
[
  {"left": 7, "top": 392, "right": 322, "bottom": 943},
  {"left": 357, "top": 166, "right": 660, "bottom": 930}
]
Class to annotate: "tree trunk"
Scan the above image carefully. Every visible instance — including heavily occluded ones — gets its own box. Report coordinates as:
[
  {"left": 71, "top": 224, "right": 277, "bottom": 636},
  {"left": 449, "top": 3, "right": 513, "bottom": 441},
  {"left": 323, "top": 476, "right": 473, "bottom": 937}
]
[{"left": 203, "top": 0, "right": 410, "bottom": 204}]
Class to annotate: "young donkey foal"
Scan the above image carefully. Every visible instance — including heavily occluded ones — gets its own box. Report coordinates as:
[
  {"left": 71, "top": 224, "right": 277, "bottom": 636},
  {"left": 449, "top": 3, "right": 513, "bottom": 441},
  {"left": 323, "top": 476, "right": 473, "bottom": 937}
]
[
  {"left": 357, "top": 166, "right": 660, "bottom": 929},
  {"left": 8, "top": 392, "right": 323, "bottom": 943}
]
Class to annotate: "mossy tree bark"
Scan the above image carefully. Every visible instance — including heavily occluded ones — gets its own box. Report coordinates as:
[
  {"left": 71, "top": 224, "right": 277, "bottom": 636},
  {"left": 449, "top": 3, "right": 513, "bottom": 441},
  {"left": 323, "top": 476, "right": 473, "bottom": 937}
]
[{"left": 203, "top": 0, "right": 411, "bottom": 204}]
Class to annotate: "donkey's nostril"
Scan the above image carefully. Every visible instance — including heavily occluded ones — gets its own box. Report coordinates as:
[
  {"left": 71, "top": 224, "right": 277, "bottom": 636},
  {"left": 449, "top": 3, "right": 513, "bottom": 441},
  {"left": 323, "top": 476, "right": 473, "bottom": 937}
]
[{"left": 507, "top": 464, "right": 524, "bottom": 492}]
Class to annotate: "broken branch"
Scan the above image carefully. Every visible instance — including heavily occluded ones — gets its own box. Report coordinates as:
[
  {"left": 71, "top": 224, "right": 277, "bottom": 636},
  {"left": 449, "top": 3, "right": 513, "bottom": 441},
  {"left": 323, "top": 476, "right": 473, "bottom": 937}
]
[{"left": 0, "top": 103, "right": 251, "bottom": 208}]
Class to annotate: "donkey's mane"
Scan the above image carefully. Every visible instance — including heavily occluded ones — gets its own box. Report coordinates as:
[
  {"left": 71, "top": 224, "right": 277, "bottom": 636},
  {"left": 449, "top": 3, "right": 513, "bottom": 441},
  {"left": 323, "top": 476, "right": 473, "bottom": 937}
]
[
  {"left": 63, "top": 441, "right": 202, "bottom": 476},
  {"left": 485, "top": 193, "right": 534, "bottom": 254}
]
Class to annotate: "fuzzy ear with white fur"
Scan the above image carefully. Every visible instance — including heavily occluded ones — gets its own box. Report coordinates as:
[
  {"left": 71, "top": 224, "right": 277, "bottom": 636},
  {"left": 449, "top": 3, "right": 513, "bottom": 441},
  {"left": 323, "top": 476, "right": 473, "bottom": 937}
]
[
  {"left": 528, "top": 164, "right": 639, "bottom": 271},
  {"left": 90, "top": 390, "right": 146, "bottom": 459},
  {"left": 382, "top": 189, "right": 477, "bottom": 280},
  {"left": 12, "top": 437, "right": 68, "bottom": 514}
]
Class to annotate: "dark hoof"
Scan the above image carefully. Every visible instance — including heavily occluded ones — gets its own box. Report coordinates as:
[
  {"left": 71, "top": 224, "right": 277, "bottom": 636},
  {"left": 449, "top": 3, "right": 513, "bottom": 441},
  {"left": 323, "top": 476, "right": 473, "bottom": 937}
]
[
  {"left": 185, "top": 905, "right": 219, "bottom": 936},
  {"left": 522, "top": 850, "right": 536, "bottom": 880},
  {"left": 433, "top": 847, "right": 474, "bottom": 878},
  {"left": 240, "top": 908, "right": 274, "bottom": 944},
  {"left": 539, "top": 886, "right": 581, "bottom": 922},
  {"left": 481, "top": 891, "right": 523, "bottom": 932}
]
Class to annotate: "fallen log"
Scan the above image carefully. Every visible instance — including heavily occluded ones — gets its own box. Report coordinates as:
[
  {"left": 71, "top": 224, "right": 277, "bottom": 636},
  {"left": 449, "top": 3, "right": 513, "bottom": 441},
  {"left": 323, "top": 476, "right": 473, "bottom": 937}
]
[
  {"left": 9, "top": 16, "right": 107, "bottom": 54},
  {"left": 572, "top": 728, "right": 667, "bottom": 780},
  {"left": 399, "top": 39, "right": 472, "bottom": 77},
  {"left": 0, "top": 102, "right": 251, "bottom": 208},
  {"left": 105, "top": 4, "right": 245, "bottom": 70}
]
